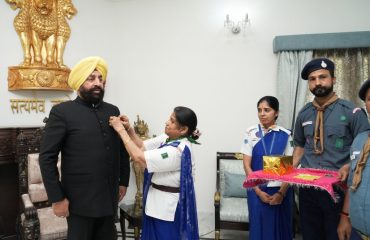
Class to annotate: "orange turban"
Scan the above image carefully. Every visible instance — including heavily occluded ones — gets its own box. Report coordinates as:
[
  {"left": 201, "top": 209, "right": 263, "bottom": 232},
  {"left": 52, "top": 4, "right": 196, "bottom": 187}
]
[{"left": 68, "top": 56, "right": 108, "bottom": 91}]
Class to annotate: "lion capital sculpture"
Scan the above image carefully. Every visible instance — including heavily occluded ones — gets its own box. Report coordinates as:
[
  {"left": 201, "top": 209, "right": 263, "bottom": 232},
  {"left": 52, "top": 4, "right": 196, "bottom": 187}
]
[{"left": 6, "top": 0, "right": 77, "bottom": 68}]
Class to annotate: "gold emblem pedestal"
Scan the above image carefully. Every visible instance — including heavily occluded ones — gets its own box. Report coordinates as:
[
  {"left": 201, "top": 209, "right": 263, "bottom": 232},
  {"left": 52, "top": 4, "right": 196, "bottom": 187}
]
[{"left": 8, "top": 66, "right": 72, "bottom": 91}]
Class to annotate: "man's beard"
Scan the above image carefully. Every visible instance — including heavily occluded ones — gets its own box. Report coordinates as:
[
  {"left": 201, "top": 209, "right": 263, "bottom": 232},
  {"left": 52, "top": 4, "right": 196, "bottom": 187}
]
[
  {"left": 79, "top": 86, "right": 105, "bottom": 104},
  {"left": 310, "top": 84, "right": 334, "bottom": 97}
]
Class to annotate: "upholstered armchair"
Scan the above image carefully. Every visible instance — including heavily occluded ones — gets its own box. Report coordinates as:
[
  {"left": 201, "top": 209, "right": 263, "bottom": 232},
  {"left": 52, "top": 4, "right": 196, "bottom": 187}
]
[
  {"left": 16, "top": 129, "right": 67, "bottom": 240},
  {"left": 214, "top": 152, "right": 249, "bottom": 240}
]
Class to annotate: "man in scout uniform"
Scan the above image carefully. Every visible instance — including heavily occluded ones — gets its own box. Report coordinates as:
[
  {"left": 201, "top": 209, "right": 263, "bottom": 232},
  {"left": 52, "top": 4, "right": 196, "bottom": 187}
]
[
  {"left": 338, "top": 78, "right": 370, "bottom": 240},
  {"left": 292, "top": 58, "right": 369, "bottom": 240}
]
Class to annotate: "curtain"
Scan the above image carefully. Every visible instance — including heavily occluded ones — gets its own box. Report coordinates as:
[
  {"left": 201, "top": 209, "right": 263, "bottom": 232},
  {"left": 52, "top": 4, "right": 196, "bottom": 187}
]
[
  {"left": 276, "top": 51, "right": 313, "bottom": 131},
  {"left": 305, "top": 48, "right": 370, "bottom": 108}
]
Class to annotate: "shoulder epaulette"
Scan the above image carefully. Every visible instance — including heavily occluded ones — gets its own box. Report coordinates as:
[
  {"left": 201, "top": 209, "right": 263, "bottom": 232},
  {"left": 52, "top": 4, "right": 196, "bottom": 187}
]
[
  {"left": 278, "top": 127, "right": 291, "bottom": 135},
  {"left": 336, "top": 99, "right": 356, "bottom": 110},
  {"left": 299, "top": 102, "right": 313, "bottom": 114},
  {"left": 246, "top": 124, "right": 258, "bottom": 133}
]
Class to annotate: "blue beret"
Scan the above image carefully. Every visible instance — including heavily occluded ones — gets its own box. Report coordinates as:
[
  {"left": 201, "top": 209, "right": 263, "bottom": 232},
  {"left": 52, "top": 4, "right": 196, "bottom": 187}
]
[
  {"left": 301, "top": 58, "right": 335, "bottom": 80},
  {"left": 358, "top": 78, "right": 370, "bottom": 101}
]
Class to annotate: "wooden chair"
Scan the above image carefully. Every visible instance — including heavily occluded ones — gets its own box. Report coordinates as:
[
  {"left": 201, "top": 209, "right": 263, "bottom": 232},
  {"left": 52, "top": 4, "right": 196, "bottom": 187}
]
[
  {"left": 214, "top": 152, "right": 249, "bottom": 240},
  {"left": 16, "top": 129, "right": 67, "bottom": 240}
]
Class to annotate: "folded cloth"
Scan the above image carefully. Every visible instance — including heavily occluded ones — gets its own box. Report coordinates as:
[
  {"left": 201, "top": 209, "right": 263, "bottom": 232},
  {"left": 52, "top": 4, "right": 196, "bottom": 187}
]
[{"left": 243, "top": 168, "right": 346, "bottom": 201}]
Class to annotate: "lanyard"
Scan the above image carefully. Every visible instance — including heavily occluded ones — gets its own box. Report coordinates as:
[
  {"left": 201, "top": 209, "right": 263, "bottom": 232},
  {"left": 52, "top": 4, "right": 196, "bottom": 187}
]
[{"left": 258, "top": 124, "right": 276, "bottom": 155}]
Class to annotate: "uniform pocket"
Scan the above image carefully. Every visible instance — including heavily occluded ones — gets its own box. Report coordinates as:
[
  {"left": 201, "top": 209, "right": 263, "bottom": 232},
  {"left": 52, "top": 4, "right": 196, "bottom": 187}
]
[
  {"left": 326, "top": 125, "right": 350, "bottom": 152},
  {"left": 303, "top": 125, "right": 314, "bottom": 149}
]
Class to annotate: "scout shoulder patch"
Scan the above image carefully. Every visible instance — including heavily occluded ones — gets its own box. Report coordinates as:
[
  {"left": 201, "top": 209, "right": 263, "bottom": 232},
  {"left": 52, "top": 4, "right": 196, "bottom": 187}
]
[
  {"left": 290, "top": 140, "right": 294, "bottom": 147},
  {"left": 353, "top": 108, "right": 361, "bottom": 114},
  {"left": 161, "top": 152, "right": 169, "bottom": 159},
  {"left": 302, "top": 121, "right": 312, "bottom": 127}
]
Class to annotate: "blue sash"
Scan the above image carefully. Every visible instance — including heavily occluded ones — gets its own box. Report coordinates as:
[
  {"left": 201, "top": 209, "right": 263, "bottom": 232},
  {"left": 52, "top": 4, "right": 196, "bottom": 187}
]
[
  {"left": 251, "top": 127, "right": 289, "bottom": 171},
  {"left": 247, "top": 128, "right": 292, "bottom": 240},
  {"left": 142, "top": 141, "right": 199, "bottom": 240}
]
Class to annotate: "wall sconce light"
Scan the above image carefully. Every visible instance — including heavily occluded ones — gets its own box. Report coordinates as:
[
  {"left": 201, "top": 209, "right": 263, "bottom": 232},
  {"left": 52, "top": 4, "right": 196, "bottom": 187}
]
[{"left": 224, "top": 14, "right": 250, "bottom": 34}]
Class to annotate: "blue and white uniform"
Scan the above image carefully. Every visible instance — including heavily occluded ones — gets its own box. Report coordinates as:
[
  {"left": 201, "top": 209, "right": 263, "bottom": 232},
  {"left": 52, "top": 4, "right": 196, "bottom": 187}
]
[
  {"left": 240, "top": 124, "right": 294, "bottom": 240},
  {"left": 143, "top": 134, "right": 194, "bottom": 221},
  {"left": 141, "top": 134, "right": 199, "bottom": 240}
]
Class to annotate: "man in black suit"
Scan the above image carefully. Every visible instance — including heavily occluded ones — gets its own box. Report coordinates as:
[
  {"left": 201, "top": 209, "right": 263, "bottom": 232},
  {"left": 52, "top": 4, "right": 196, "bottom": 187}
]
[{"left": 40, "top": 56, "right": 130, "bottom": 240}]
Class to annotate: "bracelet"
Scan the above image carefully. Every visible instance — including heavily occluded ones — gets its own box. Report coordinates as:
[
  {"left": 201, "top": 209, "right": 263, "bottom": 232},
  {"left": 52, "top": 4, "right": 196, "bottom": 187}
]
[
  {"left": 340, "top": 211, "right": 349, "bottom": 218},
  {"left": 277, "top": 191, "right": 284, "bottom": 197}
]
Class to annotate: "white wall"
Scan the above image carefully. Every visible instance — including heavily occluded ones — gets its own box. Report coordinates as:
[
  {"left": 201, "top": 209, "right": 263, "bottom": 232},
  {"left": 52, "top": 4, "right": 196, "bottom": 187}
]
[{"left": 1, "top": 0, "right": 370, "bottom": 233}]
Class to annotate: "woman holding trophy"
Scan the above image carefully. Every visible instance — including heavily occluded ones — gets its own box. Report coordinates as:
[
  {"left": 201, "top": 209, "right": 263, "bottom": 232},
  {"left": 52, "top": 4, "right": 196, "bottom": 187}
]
[{"left": 240, "top": 96, "right": 293, "bottom": 240}]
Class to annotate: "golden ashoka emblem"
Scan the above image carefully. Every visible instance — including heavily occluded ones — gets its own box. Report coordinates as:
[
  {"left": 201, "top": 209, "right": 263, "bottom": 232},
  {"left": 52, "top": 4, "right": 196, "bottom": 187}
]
[{"left": 36, "top": 71, "right": 55, "bottom": 87}]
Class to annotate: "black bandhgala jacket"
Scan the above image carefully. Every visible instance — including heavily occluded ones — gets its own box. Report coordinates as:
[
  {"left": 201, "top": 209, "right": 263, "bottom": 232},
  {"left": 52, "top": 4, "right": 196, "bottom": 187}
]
[{"left": 40, "top": 97, "right": 130, "bottom": 217}]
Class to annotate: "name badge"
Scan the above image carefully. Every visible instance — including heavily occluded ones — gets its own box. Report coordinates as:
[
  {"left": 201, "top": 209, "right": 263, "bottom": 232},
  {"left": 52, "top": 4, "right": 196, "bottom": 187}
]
[
  {"left": 302, "top": 121, "right": 312, "bottom": 127},
  {"left": 350, "top": 151, "right": 361, "bottom": 160}
]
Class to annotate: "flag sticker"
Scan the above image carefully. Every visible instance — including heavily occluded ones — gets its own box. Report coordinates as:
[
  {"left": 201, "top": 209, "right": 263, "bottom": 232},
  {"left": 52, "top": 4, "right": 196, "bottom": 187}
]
[
  {"left": 161, "top": 152, "right": 169, "bottom": 159},
  {"left": 335, "top": 138, "right": 344, "bottom": 149}
]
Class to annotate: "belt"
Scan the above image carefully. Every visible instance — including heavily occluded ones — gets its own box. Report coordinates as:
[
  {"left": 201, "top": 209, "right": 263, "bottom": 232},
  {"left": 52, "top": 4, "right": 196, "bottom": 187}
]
[{"left": 151, "top": 183, "right": 180, "bottom": 193}]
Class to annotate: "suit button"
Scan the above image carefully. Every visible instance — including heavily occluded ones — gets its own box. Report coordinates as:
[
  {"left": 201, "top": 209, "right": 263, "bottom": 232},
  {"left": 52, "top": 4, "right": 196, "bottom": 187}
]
[
  {"left": 103, "top": 132, "right": 107, "bottom": 137},
  {"left": 106, "top": 146, "right": 110, "bottom": 150}
]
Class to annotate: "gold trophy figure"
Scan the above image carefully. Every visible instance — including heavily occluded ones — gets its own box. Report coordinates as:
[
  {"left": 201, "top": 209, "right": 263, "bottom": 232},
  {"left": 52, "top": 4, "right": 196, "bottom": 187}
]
[{"left": 133, "top": 115, "right": 149, "bottom": 216}]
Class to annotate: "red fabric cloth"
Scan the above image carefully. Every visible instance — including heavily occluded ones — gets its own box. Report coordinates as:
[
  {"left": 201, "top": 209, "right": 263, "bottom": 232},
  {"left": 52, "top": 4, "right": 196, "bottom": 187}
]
[{"left": 243, "top": 168, "right": 346, "bottom": 201}]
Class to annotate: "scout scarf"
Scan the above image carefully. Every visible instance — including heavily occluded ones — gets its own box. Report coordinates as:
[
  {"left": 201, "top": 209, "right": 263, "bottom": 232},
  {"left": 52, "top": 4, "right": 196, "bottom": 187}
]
[
  {"left": 351, "top": 134, "right": 370, "bottom": 191},
  {"left": 312, "top": 93, "right": 339, "bottom": 154}
]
